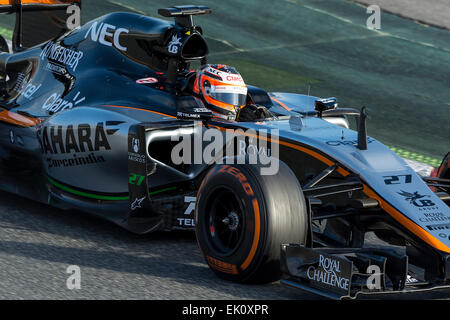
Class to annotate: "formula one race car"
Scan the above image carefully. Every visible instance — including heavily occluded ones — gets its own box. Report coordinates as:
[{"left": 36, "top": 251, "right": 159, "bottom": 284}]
[{"left": 1, "top": 1, "right": 450, "bottom": 299}]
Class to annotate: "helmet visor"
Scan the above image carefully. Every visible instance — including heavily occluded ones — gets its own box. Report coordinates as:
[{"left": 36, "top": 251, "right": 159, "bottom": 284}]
[{"left": 209, "top": 85, "right": 248, "bottom": 107}]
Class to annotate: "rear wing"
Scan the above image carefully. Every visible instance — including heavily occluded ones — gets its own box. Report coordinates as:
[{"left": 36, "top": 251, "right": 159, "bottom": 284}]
[{"left": 0, "top": 0, "right": 81, "bottom": 52}]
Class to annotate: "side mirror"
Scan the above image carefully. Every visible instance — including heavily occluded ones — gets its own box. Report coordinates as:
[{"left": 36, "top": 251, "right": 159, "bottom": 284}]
[
  {"left": 176, "top": 96, "right": 212, "bottom": 121},
  {"left": 315, "top": 97, "right": 337, "bottom": 117}
]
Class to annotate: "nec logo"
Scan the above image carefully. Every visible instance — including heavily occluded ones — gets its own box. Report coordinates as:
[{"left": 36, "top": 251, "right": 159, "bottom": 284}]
[{"left": 85, "top": 22, "right": 129, "bottom": 52}]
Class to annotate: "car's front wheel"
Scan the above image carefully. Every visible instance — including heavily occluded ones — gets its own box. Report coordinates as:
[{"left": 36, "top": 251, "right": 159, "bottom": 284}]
[{"left": 195, "top": 161, "right": 308, "bottom": 284}]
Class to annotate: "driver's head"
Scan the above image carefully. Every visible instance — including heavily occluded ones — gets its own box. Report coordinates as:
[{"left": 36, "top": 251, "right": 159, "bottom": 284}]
[{"left": 193, "top": 64, "right": 247, "bottom": 120}]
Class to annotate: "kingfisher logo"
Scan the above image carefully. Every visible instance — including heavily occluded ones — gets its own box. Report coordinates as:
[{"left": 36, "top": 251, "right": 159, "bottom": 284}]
[{"left": 40, "top": 41, "right": 84, "bottom": 71}]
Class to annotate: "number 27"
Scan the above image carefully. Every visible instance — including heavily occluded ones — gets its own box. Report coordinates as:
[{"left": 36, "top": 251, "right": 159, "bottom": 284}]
[{"left": 383, "top": 175, "right": 412, "bottom": 185}]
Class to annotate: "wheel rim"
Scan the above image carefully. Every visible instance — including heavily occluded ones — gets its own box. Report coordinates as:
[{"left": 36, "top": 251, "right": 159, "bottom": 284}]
[{"left": 205, "top": 187, "right": 245, "bottom": 256}]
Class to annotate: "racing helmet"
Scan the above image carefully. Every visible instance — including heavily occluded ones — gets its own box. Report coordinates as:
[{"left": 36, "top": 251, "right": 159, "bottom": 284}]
[{"left": 193, "top": 64, "right": 248, "bottom": 120}]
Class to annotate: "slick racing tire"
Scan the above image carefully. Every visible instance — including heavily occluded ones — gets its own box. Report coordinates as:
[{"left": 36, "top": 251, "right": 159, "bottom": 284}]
[{"left": 195, "top": 161, "right": 308, "bottom": 284}]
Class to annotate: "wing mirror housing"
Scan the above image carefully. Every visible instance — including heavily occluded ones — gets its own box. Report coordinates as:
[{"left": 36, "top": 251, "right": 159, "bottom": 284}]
[{"left": 315, "top": 97, "right": 337, "bottom": 117}]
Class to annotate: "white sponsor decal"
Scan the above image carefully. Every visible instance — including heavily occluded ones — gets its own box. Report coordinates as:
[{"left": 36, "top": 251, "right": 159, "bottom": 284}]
[
  {"left": 136, "top": 77, "right": 158, "bottom": 84},
  {"left": 21, "top": 83, "right": 41, "bottom": 99},
  {"left": 192, "top": 107, "right": 210, "bottom": 113},
  {"left": 128, "top": 152, "right": 146, "bottom": 163},
  {"left": 184, "top": 196, "right": 196, "bottom": 215},
  {"left": 131, "top": 196, "right": 146, "bottom": 211},
  {"left": 204, "top": 66, "right": 245, "bottom": 85},
  {"left": 177, "top": 218, "right": 195, "bottom": 227},
  {"left": 85, "top": 22, "right": 129, "bottom": 52},
  {"left": 40, "top": 41, "right": 84, "bottom": 71},
  {"left": 128, "top": 138, "right": 146, "bottom": 163},
  {"left": 213, "top": 85, "right": 247, "bottom": 95},
  {"left": 45, "top": 62, "right": 67, "bottom": 75},
  {"left": 307, "top": 254, "right": 350, "bottom": 290},
  {"left": 168, "top": 34, "right": 182, "bottom": 54},
  {"left": 406, "top": 275, "right": 419, "bottom": 284},
  {"left": 132, "top": 138, "right": 140, "bottom": 153},
  {"left": 205, "top": 66, "right": 221, "bottom": 76},
  {"left": 42, "top": 91, "right": 86, "bottom": 113}
]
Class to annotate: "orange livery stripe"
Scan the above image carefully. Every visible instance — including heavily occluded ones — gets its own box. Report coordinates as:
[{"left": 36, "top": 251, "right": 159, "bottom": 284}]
[{"left": 0, "top": 110, "right": 41, "bottom": 127}]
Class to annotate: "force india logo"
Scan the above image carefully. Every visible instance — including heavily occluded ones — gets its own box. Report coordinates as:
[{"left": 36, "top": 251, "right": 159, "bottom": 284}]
[
  {"left": 307, "top": 255, "right": 350, "bottom": 290},
  {"left": 397, "top": 190, "right": 436, "bottom": 208},
  {"left": 168, "top": 34, "right": 182, "bottom": 54}
]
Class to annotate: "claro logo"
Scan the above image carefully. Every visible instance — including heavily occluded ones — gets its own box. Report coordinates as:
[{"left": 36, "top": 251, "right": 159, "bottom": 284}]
[
  {"left": 85, "top": 22, "right": 129, "bottom": 52},
  {"left": 226, "top": 75, "right": 243, "bottom": 82}
]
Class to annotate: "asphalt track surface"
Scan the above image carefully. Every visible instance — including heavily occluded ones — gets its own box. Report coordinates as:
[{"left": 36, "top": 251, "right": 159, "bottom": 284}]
[
  {"left": 1, "top": 184, "right": 450, "bottom": 300},
  {"left": 0, "top": 191, "right": 309, "bottom": 300},
  {"left": 0, "top": 0, "right": 449, "bottom": 300}
]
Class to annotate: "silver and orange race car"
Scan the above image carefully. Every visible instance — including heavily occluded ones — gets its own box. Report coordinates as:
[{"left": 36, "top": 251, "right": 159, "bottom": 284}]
[{"left": 0, "top": 1, "right": 450, "bottom": 299}]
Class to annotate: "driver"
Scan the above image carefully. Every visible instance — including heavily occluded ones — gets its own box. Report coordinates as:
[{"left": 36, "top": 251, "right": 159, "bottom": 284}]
[{"left": 192, "top": 64, "right": 272, "bottom": 121}]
